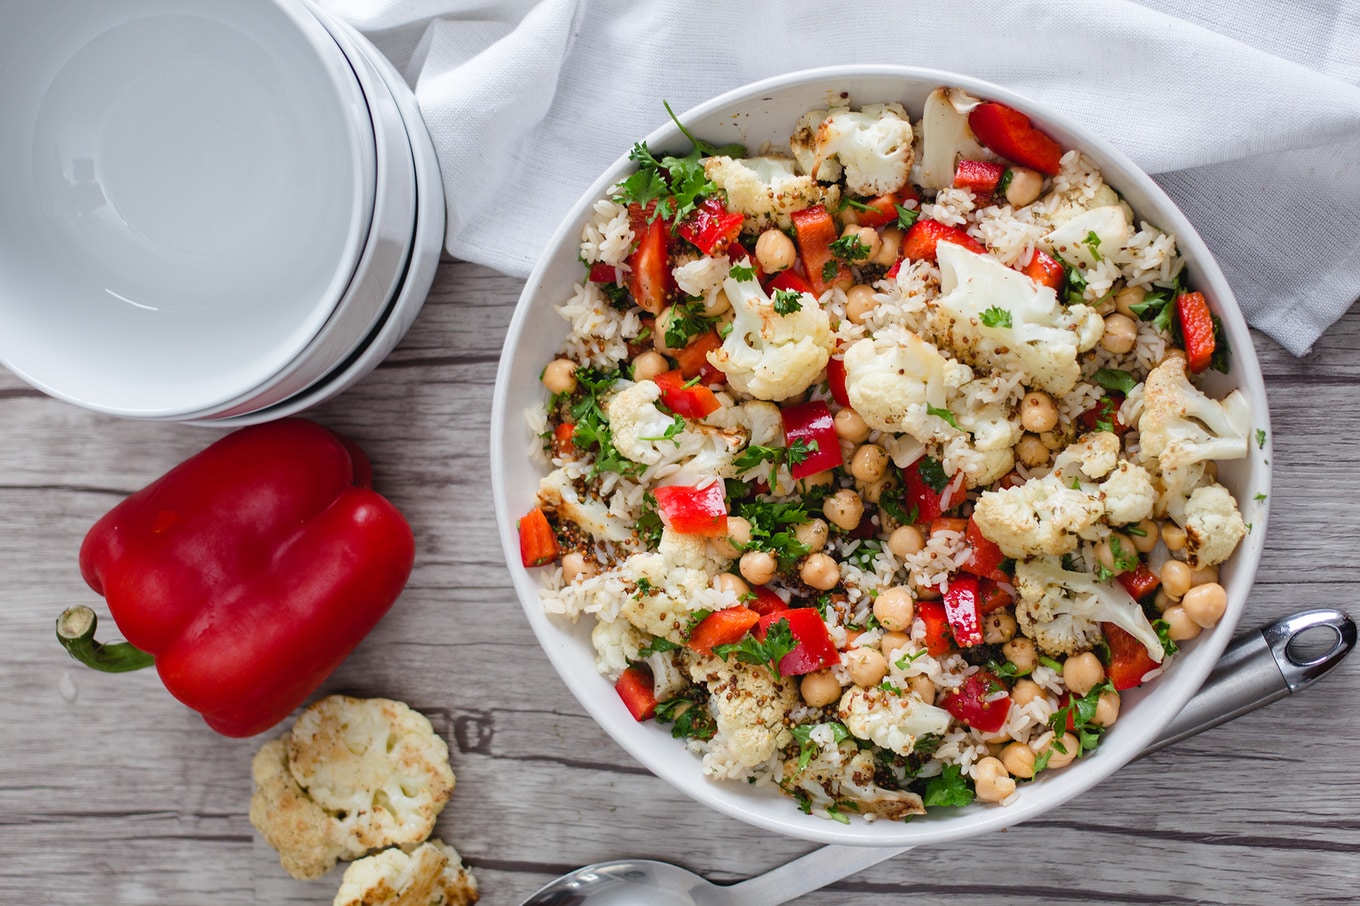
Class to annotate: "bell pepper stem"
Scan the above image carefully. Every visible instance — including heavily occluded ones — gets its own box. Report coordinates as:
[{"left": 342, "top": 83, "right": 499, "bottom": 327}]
[{"left": 56, "top": 605, "right": 154, "bottom": 673}]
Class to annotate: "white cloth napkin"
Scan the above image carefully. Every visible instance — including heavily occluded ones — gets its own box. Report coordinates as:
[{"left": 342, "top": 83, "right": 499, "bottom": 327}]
[{"left": 320, "top": 0, "right": 1360, "bottom": 356}]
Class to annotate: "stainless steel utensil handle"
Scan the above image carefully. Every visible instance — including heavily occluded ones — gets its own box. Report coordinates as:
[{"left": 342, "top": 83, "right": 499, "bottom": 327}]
[{"left": 725, "top": 609, "right": 1355, "bottom": 906}]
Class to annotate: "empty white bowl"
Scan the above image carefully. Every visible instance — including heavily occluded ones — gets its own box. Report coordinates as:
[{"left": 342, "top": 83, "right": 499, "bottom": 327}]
[{"left": 0, "top": 0, "right": 376, "bottom": 418}]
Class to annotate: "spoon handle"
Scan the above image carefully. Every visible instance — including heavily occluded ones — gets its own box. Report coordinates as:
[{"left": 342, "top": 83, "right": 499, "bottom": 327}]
[{"left": 721, "top": 608, "right": 1355, "bottom": 906}]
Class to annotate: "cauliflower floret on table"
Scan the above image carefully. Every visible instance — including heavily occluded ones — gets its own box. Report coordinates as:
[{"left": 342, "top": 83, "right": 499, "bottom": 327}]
[
  {"left": 250, "top": 696, "right": 457, "bottom": 880},
  {"left": 1013, "top": 557, "right": 1165, "bottom": 662},
  {"left": 333, "top": 840, "right": 478, "bottom": 906},
  {"left": 780, "top": 742, "right": 925, "bottom": 821},
  {"left": 837, "top": 685, "right": 952, "bottom": 758},
  {"left": 690, "top": 654, "right": 798, "bottom": 767},
  {"left": 1181, "top": 483, "right": 1247, "bottom": 569},
  {"left": 620, "top": 528, "right": 726, "bottom": 642},
  {"left": 971, "top": 473, "right": 1105, "bottom": 560},
  {"left": 703, "top": 155, "right": 839, "bottom": 228},
  {"left": 706, "top": 272, "right": 831, "bottom": 401},
  {"left": 926, "top": 241, "right": 1103, "bottom": 397},
  {"left": 791, "top": 104, "right": 915, "bottom": 196},
  {"left": 841, "top": 330, "right": 970, "bottom": 444}
]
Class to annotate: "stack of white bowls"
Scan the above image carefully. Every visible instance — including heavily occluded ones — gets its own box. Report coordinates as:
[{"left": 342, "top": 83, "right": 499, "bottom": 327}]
[{"left": 0, "top": 0, "right": 444, "bottom": 425}]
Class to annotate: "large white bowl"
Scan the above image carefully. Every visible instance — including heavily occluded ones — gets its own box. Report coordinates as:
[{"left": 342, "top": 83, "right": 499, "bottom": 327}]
[
  {"left": 0, "top": 0, "right": 375, "bottom": 418},
  {"left": 491, "top": 66, "right": 1273, "bottom": 846}
]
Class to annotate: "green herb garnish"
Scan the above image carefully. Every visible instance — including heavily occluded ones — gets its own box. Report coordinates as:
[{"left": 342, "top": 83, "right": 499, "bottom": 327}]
[{"left": 980, "top": 306, "right": 1012, "bottom": 329}]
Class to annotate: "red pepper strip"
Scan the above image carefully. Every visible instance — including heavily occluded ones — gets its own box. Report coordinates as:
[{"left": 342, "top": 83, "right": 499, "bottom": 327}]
[
  {"left": 615, "top": 665, "right": 657, "bottom": 720},
  {"left": 626, "top": 202, "right": 669, "bottom": 314},
  {"left": 588, "top": 261, "right": 624, "bottom": 284},
  {"left": 756, "top": 608, "right": 838, "bottom": 676},
  {"left": 1022, "top": 250, "right": 1065, "bottom": 292},
  {"left": 74, "top": 419, "right": 415, "bottom": 738},
  {"left": 653, "top": 369, "right": 720, "bottom": 419},
  {"left": 917, "top": 600, "right": 953, "bottom": 656},
  {"left": 1079, "top": 393, "right": 1131, "bottom": 436},
  {"left": 960, "top": 515, "right": 1010, "bottom": 582},
  {"left": 953, "top": 160, "right": 1008, "bottom": 200},
  {"left": 518, "top": 506, "right": 560, "bottom": 567},
  {"left": 748, "top": 585, "right": 788, "bottom": 617},
  {"left": 780, "top": 400, "right": 844, "bottom": 480},
  {"left": 900, "top": 219, "right": 986, "bottom": 263},
  {"left": 942, "top": 575, "right": 984, "bottom": 648},
  {"left": 901, "top": 458, "right": 944, "bottom": 523},
  {"left": 653, "top": 483, "right": 728, "bottom": 537},
  {"left": 687, "top": 606, "right": 761, "bottom": 656},
  {"left": 673, "top": 329, "right": 724, "bottom": 385},
  {"left": 678, "top": 197, "right": 745, "bottom": 255},
  {"left": 929, "top": 516, "right": 969, "bottom": 536},
  {"left": 1176, "top": 291, "right": 1217, "bottom": 374},
  {"left": 1117, "top": 562, "right": 1161, "bottom": 601},
  {"left": 825, "top": 356, "right": 850, "bottom": 407},
  {"left": 790, "top": 204, "right": 849, "bottom": 295},
  {"left": 765, "top": 268, "right": 815, "bottom": 296},
  {"left": 942, "top": 670, "right": 1012, "bottom": 733},
  {"left": 850, "top": 192, "right": 901, "bottom": 228},
  {"left": 1104, "top": 622, "right": 1160, "bottom": 691},
  {"left": 967, "top": 102, "right": 1064, "bottom": 176},
  {"left": 551, "top": 422, "right": 576, "bottom": 458},
  {"left": 977, "top": 579, "right": 1013, "bottom": 614}
]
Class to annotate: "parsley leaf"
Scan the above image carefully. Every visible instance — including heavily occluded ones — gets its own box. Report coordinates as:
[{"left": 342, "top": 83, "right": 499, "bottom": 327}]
[
  {"left": 980, "top": 306, "right": 1012, "bottom": 329},
  {"left": 922, "top": 764, "right": 975, "bottom": 808},
  {"left": 914, "top": 456, "right": 950, "bottom": 493},
  {"left": 1091, "top": 368, "right": 1138, "bottom": 395},
  {"left": 713, "top": 617, "right": 797, "bottom": 680},
  {"left": 790, "top": 722, "right": 850, "bottom": 771},
  {"left": 829, "top": 234, "right": 871, "bottom": 261},
  {"left": 822, "top": 259, "right": 840, "bottom": 282},
  {"left": 1083, "top": 230, "right": 1103, "bottom": 262},
  {"left": 894, "top": 203, "right": 921, "bottom": 230},
  {"left": 729, "top": 262, "right": 756, "bottom": 282},
  {"left": 612, "top": 101, "right": 746, "bottom": 226},
  {"left": 734, "top": 500, "right": 812, "bottom": 568},
  {"left": 637, "top": 635, "right": 681, "bottom": 658},
  {"left": 1129, "top": 281, "right": 1183, "bottom": 335},
  {"left": 568, "top": 366, "right": 642, "bottom": 478},
  {"left": 927, "top": 405, "right": 960, "bottom": 430},
  {"left": 655, "top": 693, "right": 717, "bottom": 740},
  {"left": 1109, "top": 535, "right": 1139, "bottom": 573},
  {"left": 772, "top": 288, "right": 804, "bottom": 315},
  {"left": 1050, "top": 250, "right": 1089, "bottom": 305},
  {"left": 1256, "top": 428, "right": 1267, "bottom": 450},
  {"left": 663, "top": 300, "right": 714, "bottom": 350},
  {"left": 1152, "top": 619, "right": 1179, "bottom": 659}
]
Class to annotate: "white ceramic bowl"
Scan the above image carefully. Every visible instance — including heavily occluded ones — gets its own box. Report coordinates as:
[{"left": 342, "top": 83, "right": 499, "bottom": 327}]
[
  {"left": 492, "top": 66, "right": 1272, "bottom": 846},
  {"left": 0, "top": 0, "right": 375, "bottom": 418}
]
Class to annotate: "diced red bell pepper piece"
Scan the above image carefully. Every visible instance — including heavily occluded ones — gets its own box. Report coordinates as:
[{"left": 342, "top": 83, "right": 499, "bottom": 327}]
[
  {"left": 942, "top": 575, "right": 984, "bottom": 648},
  {"left": 1176, "top": 291, "right": 1217, "bottom": 374},
  {"left": 653, "top": 483, "right": 728, "bottom": 537},
  {"left": 765, "top": 268, "right": 815, "bottom": 296},
  {"left": 825, "top": 356, "right": 850, "bottom": 407},
  {"left": 942, "top": 670, "right": 1011, "bottom": 733},
  {"left": 900, "top": 219, "right": 986, "bottom": 263},
  {"left": 790, "top": 204, "right": 849, "bottom": 295},
  {"left": 977, "top": 578, "right": 1013, "bottom": 614},
  {"left": 850, "top": 192, "right": 901, "bottom": 229},
  {"left": 756, "top": 607, "right": 838, "bottom": 676},
  {"left": 900, "top": 458, "right": 945, "bottom": 524},
  {"left": 884, "top": 258, "right": 904, "bottom": 281},
  {"left": 1103, "top": 622, "right": 1161, "bottom": 691},
  {"left": 917, "top": 599, "right": 953, "bottom": 656},
  {"left": 552, "top": 422, "right": 576, "bottom": 458},
  {"left": 967, "top": 102, "right": 1064, "bottom": 176},
  {"left": 588, "top": 261, "right": 624, "bottom": 284},
  {"left": 953, "top": 160, "right": 1008, "bottom": 200},
  {"left": 518, "top": 506, "right": 560, "bottom": 567},
  {"left": 1022, "top": 250, "right": 1065, "bottom": 292},
  {"left": 678, "top": 197, "right": 746, "bottom": 256},
  {"left": 780, "top": 400, "right": 844, "bottom": 480},
  {"left": 960, "top": 515, "right": 1010, "bottom": 582},
  {"left": 653, "top": 369, "right": 720, "bottom": 419},
  {"left": 615, "top": 665, "right": 657, "bottom": 720},
  {"left": 748, "top": 585, "right": 788, "bottom": 617},
  {"left": 1118, "top": 562, "right": 1161, "bottom": 600},
  {"left": 687, "top": 606, "right": 761, "bottom": 656},
  {"left": 626, "top": 202, "right": 669, "bottom": 314},
  {"left": 1079, "top": 393, "right": 1131, "bottom": 436},
  {"left": 672, "top": 329, "right": 724, "bottom": 385},
  {"left": 929, "top": 517, "right": 969, "bottom": 537}
]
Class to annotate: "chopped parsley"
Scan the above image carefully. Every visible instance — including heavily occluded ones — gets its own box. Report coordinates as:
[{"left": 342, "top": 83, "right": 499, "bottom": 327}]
[
  {"left": 713, "top": 617, "right": 797, "bottom": 680},
  {"left": 772, "top": 288, "right": 804, "bottom": 315},
  {"left": 922, "top": 763, "right": 975, "bottom": 808},
  {"left": 1091, "top": 368, "right": 1138, "bottom": 395},
  {"left": 1042, "top": 679, "right": 1113, "bottom": 770},
  {"left": 655, "top": 692, "right": 717, "bottom": 740},
  {"left": 1109, "top": 535, "right": 1139, "bottom": 574},
  {"left": 927, "top": 404, "right": 961, "bottom": 430},
  {"left": 994, "top": 168, "right": 1014, "bottom": 197},
  {"left": 1128, "top": 281, "right": 1183, "bottom": 334},
  {"left": 914, "top": 455, "right": 950, "bottom": 493},
  {"left": 729, "top": 262, "right": 756, "bottom": 282},
  {"left": 1254, "top": 492, "right": 1267, "bottom": 502},
  {"left": 568, "top": 366, "right": 642, "bottom": 478},
  {"left": 894, "top": 203, "right": 921, "bottom": 230},
  {"left": 1083, "top": 230, "right": 1103, "bottom": 262},
  {"left": 733, "top": 499, "right": 812, "bottom": 568},
  {"left": 1051, "top": 250, "right": 1090, "bottom": 305},
  {"left": 790, "top": 722, "right": 849, "bottom": 771},
  {"left": 637, "top": 635, "right": 681, "bottom": 658},
  {"left": 895, "top": 648, "right": 926, "bottom": 671},
  {"left": 663, "top": 300, "right": 714, "bottom": 350},
  {"left": 1038, "top": 655, "right": 1064, "bottom": 673},
  {"left": 877, "top": 494, "right": 918, "bottom": 528},
  {"left": 821, "top": 259, "right": 840, "bottom": 283},
  {"left": 637, "top": 412, "right": 686, "bottom": 445},
  {"left": 829, "top": 233, "right": 871, "bottom": 261},
  {"left": 1256, "top": 428, "right": 1267, "bottom": 450},
  {"left": 731, "top": 439, "right": 816, "bottom": 479},
  {"left": 612, "top": 101, "right": 746, "bottom": 225},
  {"left": 1152, "top": 619, "right": 1179, "bottom": 659},
  {"left": 980, "top": 306, "right": 1012, "bottom": 329}
]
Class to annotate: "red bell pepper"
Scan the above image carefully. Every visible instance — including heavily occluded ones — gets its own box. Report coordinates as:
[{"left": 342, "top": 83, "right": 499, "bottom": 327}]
[
  {"left": 627, "top": 202, "right": 669, "bottom": 314},
  {"left": 678, "top": 197, "right": 745, "bottom": 255},
  {"left": 756, "top": 607, "right": 838, "bottom": 676},
  {"left": 672, "top": 329, "right": 724, "bottom": 385},
  {"left": 552, "top": 422, "right": 577, "bottom": 459},
  {"left": 967, "top": 102, "right": 1065, "bottom": 176},
  {"left": 942, "top": 670, "right": 1012, "bottom": 733},
  {"left": 928, "top": 516, "right": 969, "bottom": 537},
  {"left": 588, "top": 261, "right": 624, "bottom": 285},
  {"left": 901, "top": 457, "right": 946, "bottom": 523},
  {"left": 780, "top": 400, "right": 844, "bottom": 480},
  {"left": 687, "top": 606, "right": 761, "bottom": 656},
  {"left": 900, "top": 219, "right": 987, "bottom": 263},
  {"left": 654, "top": 369, "right": 720, "bottom": 419},
  {"left": 790, "top": 204, "right": 849, "bottom": 295},
  {"left": 64, "top": 419, "right": 415, "bottom": 738},
  {"left": 942, "top": 575, "right": 984, "bottom": 648},
  {"left": 1117, "top": 562, "right": 1161, "bottom": 600},
  {"left": 953, "top": 160, "right": 1008, "bottom": 200},
  {"left": 917, "top": 599, "right": 953, "bottom": 655},
  {"left": 765, "top": 268, "right": 814, "bottom": 297},
  {"left": 1079, "top": 393, "right": 1131, "bottom": 436},
  {"left": 616, "top": 664, "right": 657, "bottom": 720},
  {"left": 977, "top": 578, "right": 1013, "bottom": 614},
  {"left": 1104, "top": 622, "right": 1160, "bottom": 691},
  {"left": 825, "top": 356, "right": 850, "bottom": 407},
  {"left": 519, "top": 506, "right": 560, "bottom": 566},
  {"left": 1022, "top": 249, "right": 1065, "bottom": 292},
  {"left": 960, "top": 515, "right": 1010, "bottom": 582},
  {"left": 748, "top": 585, "right": 788, "bottom": 616},
  {"left": 653, "top": 483, "right": 728, "bottom": 536},
  {"left": 1176, "top": 291, "right": 1217, "bottom": 374},
  {"left": 849, "top": 191, "right": 902, "bottom": 228}
]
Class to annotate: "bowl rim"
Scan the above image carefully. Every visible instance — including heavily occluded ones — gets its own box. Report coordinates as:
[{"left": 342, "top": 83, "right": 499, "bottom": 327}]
[{"left": 491, "top": 64, "right": 1272, "bottom": 846}]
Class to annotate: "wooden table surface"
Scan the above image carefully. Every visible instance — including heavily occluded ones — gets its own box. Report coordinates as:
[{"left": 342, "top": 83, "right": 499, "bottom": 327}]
[{"left": 3, "top": 260, "right": 1358, "bottom": 905}]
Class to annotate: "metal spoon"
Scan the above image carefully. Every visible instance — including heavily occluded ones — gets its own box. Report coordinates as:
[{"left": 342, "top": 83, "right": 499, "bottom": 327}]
[{"left": 522, "top": 609, "right": 1354, "bottom": 906}]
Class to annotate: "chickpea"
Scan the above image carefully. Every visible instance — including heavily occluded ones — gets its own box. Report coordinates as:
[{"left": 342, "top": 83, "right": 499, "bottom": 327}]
[
  {"left": 850, "top": 443, "right": 889, "bottom": 482},
  {"left": 754, "top": 228, "right": 796, "bottom": 273},
  {"left": 823, "top": 488, "right": 865, "bottom": 532},
  {"left": 833, "top": 407, "right": 872, "bottom": 444},
  {"left": 713, "top": 516, "right": 752, "bottom": 559},
  {"left": 1004, "top": 167, "right": 1044, "bottom": 207},
  {"left": 701, "top": 287, "right": 731, "bottom": 318},
  {"left": 859, "top": 476, "right": 893, "bottom": 504},
  {"left": 1092, "top": 689, "right": 1121, "bottom": 727},
  {"left": 983, "top": 609, "right": 1018, "bottom": 644},
  {"left": 1010, "top": 678, "right": 1045, "bottom": 707},
  {"left": 1114, "top": 284, "right": 1146, "bottom": 319},
  {"left": 541, "top": 358, "right": 578, "bottom": 394},
  {"left": 906, "top": 673, "right": 936, "bottom": 703},
  {"left": 631, "top": 350, "right": 668, "bottom": 382},
  {"left": 800, "top": 552, "right": 841, "bottom": 591},
  {"left": 800, "top": 669, "right": 843, "bottom": 707},
  {"left": 972, "top": 757, "right": 1017, "bottom": 802},
  {"left": 873, "top": 586, "right": 915, "bottom": 632},
  {"left": 739, "top": 549, "right": 777, "bottom": 586},
  {"left": 796, "top": 471, "right": 835, "bottom": 496},
  {"left": 888, "top": 524, "right": 926, "bottom": 558},
  {"left": 1020, "top": 391, "right": 1059, "bottom": 433},
  {"left": 714, "top": 572, "right": 749, "bottom": 598},
  {"left": 794, "top": 518, "right": 829, "bottom": 553},
  {"left": 1040, "top": 732, "right": 1080, "bottom": 770},
  {"left": 1101, "top": 313, "right": 1139, "bottom": 355},
  {"left": 1003, "top": 638, "right": 1039, "bottom": 676},
  {"left": 880, "top": 631, "right": 912, "bottom": 658},
  {"left": 1190, "top": 563, "right": 1220, "bottom": 586},
  {"left": 1016, "top": 433, "right": 1051, "bottom": 468},
  {"left": 1162, "top": 522, "right": 1188, "bottom": 552},
  {"left": 1095, "top": 532, "right": 1135, "bottom": 575},
  {"left": 845, "top": 284, "right": 879, "bottom": 324},
  {"left": 1130, "top": 519, "right": 1159, "bottom": 554},
  {"left": 1160, "top": 559, "right": 1193, "bottom": 598},
  {"left": 1039, "top": 429, "right": 1068, "bottom": 452},
  {"left": 1062, "top": 652, "right": 1106, "bottom": 697},
  {"left": 846, "top": 647, "right": 888, "bottom": 687},
  {"left": 1161, "top": 604, "right": 1202, "bottom": 641},
  {"left": 561, "top": 552, "right": 596, "bottom": 583},
  {"left": 873, "top": 226, "right": 903, "bottom": 267},
  {"left": 1000, "top": 741, "right": 1038, "bottom": 779},
  {"left": 1182, "top": 582, "right": 1228, "bottom": 628},
  {"left": 1153, "top": 588, "right": 1178, "bottom": 613},
  {"left": 842, "top": 224, "right": 882, "bottom": 261}
]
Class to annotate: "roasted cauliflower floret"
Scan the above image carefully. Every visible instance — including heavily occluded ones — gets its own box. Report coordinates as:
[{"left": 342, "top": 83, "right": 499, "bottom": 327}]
[
  {"left": 914, "top": 87, "right": 993, "bottom": 191},
  {"left": 841, "top": 330, "right": 970, "bottom": 444},
  {"left": 591, "top": 617, "right": 647, "bottom": 679},
  {"left": 793, "top": 104, "right": 915, "bottom": 196},
  {"left": 1100, "top": 459, "right": 1158, "bottom": 526},
  {"left": 971, "top": 474, "right": 1105, "bottom": 560},
  {"left": 706, "top": 272, "right": 831, "bottom": 401},
  {"left": 333, "top": 840, "right": 479, "bottom": 906},
  {"left": 538, "top": 466, "right": 633, "bottom": 543},
  {"left": 1181, "top": 483, "right": 1247, "bottom": 569},
  {"left": 620, "top": 528, "right": 725, "bottom": 642},
  {"left": 249, "top": 738, "right": 349, "bottom": 880},
  {"left": 1013, "top": 557, "right": 1165, "bottom": 662},
  {"left": 703, "top": 155, "right": 839, "bottom": 228},
  {"left": 837, "top": 685, "right": 952, "bottom": 757},
  {"left": 690, "top": 654, "right": 798, "bottom": 767},
  {"left": 1050, "top": 431, "right": 1120, "bottom": 485},
  {"left": 607, "top": 380, "right": 681, "bottom": 466},
  {"left": 1044, "top": 206, "right": 1132, "bottom": 279},
  {"left": 780, "top": 741, "right": 925, "bottom": 821},
  {"left": 1138, "top": 357, "right": 1251, "bottom": 480}
]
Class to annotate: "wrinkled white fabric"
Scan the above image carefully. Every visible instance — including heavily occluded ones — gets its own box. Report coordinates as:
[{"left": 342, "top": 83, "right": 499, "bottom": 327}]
[{"left": 320, "top": 0, "right": 1360, "bottom": 355}]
